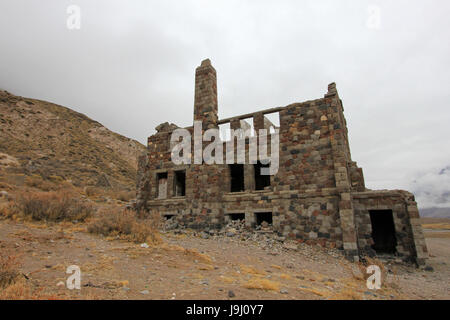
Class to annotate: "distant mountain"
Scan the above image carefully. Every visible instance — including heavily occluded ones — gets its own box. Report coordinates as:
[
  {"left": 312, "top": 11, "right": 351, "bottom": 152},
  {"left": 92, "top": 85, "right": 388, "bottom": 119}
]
[
  {"left": 420, "top": 207, "right": 450, "bottom": 218},
  {"left": 0, "top": 90, "right": 146, "bottom": 189}
]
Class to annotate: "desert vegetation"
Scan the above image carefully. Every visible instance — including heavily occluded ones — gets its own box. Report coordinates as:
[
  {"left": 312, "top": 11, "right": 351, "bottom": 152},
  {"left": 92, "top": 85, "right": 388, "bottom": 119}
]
[
  {"left": 1, "top": 190, "right": 94, "bottom": 222},
  {"left": 88, "top": 208, "right": 161, "bottom": 245},
  {"left": 0, "top": 249, "right": 21, "bottom": 290}
]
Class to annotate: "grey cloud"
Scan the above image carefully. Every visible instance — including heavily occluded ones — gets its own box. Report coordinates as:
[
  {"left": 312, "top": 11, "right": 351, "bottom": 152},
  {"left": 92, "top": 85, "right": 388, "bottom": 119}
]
[{"left": 1, "top": 0, "right": 449, "bottom": 208}]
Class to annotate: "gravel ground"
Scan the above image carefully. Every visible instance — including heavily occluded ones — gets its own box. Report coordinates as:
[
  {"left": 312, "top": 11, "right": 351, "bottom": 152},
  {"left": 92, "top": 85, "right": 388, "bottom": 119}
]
[{"left": 0, "top": 220, "right": 448, "bottom": 300}]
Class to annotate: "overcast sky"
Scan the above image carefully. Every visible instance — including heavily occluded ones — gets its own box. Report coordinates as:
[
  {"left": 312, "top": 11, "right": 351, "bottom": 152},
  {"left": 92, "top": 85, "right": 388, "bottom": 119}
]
[{"left": 0, "top": 0, "right": 449, "bottom": 208}]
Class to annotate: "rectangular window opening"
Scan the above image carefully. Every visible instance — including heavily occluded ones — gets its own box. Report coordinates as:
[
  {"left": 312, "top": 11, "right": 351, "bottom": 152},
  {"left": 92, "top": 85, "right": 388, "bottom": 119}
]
[
  {"left": 229, "top": 164, "right": 245, "bottom": 192},
  {"left": 174, "top": 170, "right": 186, "bottom": 197},
  {"left": 254, "top": 161, "right": 271, "bottom": 190},
  {"left": 228, "top": 213, "right": 245, "bottom": 221},
  {"left": 157, "top": 172, "right": 168, "bottom": 199},
  {"left": 255, "top": 212, "right": 272, "bottom": 226}
]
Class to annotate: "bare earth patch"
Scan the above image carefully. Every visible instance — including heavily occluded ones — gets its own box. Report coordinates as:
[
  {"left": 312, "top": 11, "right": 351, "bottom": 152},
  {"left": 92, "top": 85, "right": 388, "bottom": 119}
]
[{"left": 0, "top": 219, "right": 448, "bottom": 300}]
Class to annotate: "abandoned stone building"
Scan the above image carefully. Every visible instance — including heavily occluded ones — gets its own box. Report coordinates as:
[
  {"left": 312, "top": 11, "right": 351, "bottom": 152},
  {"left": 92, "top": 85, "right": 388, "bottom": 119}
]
[{"left": 136, "top": 59, "right": 428, "bottom": 265}]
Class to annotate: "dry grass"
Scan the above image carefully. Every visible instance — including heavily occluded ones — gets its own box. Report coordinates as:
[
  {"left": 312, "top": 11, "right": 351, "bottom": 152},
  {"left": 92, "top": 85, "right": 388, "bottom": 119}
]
[
  {"left": 240, "top": 264, "right": 266, "bottom": 276},
  {"left": 424, "top": 232, "right": 450, "bottom": 238},
  {"left": 24, "top": 174, "right": 73, "bottom": 192},
  {"left": 116, "top": 190, "right": 135, "bottom": 202},
  {"left": 88, "top": 208, "right": 162, "bottom": 245},
  {"left": 422, "top": 223, "right": 450, "bottom": 230},
  {"left": 0, "top": 279, "right": 32, "bottom": 300},
  {"left": 84, "top": 187, "right": 135, "bottom": 203},
  {"left": 9, "top": 190, "right": 94, "bottom": 222},
  {"left": 84, "top": 186, "right": 103, "bottom": 197},
  {"left": 0, "top": 249, "right": 21, "bottom": 289},
  {"left": 0, "top": 247, "right": 92, "bottom": 300},
  {"left": 243, "top": 277, "right": 281, "bottom": 291},
  {"left": 162, "top": 244, "right": 213, "bottom": 264},
  {"left": 279, "top": 273, "right": 292, "bottom": 280},
  {"left": 219, "top": 275, "right": 236, "bottom": 284}
]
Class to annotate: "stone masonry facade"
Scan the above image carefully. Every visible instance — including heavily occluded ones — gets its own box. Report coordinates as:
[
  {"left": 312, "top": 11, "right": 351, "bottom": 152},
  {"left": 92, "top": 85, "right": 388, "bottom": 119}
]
[{"left": 136, "top": 59, "right": 428, "bottom": 265}]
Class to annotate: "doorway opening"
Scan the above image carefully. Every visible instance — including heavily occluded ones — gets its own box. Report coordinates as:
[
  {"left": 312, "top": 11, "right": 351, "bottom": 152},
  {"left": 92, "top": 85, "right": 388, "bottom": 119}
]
[{"left": 369, "top": 210, "right": 397, "bottom": 254}]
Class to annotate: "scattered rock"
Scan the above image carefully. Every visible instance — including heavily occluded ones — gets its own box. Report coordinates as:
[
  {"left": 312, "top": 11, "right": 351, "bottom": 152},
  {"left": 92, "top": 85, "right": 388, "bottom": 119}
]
[
  {"left": 228, "top": 290, "right": 235, "bottom": 298},
  {"left": 364, "top": 291, "right": 377, "bottom": 297},
  {"left": 283, "top": 242, "right": 298, "bottom": 251},
  {"left": 140, "top": 290, "right": 150, "bottom": 295},
  {"left": 56, "top": 281, "right": 65, "bottom": 287},
  {"left": 200, "top": 232, "right": 210, "bottom": 239},
  {"left": 140, "top": 243, "right": 149, "bottom": 248},
  {"left": 424, "top": 266, "right": 434, "bottom": 272},
  {"left": 280, "top": 289, "right": 289, "bottom": 294},
  {"left": 200, "top": 279, "right": 209, "bottom": 285}
]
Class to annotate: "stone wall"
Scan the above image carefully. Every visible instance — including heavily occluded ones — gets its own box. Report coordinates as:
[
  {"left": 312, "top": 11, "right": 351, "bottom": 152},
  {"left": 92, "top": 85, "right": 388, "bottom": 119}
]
[{"left": 136, "top": 59, "right": 428, "bottom": 265}]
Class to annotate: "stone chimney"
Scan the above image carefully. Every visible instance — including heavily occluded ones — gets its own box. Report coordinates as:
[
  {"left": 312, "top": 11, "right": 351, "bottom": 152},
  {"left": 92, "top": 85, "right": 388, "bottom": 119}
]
[{"left": 193, "top": 59, "right": 218, "bottom": 129}]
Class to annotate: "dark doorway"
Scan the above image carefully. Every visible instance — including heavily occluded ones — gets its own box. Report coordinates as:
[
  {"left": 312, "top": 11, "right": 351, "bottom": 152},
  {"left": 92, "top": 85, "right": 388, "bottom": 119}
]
[
  {"left": 174, "top": 170, "right": 186, "bottom": 196},
  {"left": 229, "top": 213, "right": 245, "bottom": 221},
  {"left": 254, "top": 161, "right": 271, "bottom": 190},
  {"left": 229, "top": 164, "right": 244, "bottom": 192},
  {"left": 255, "top": 212, "right": 272, "bottom": 225},
  {"left": 164, "top": 214, "right": 175, "bottom": 220},
  {"left": 369, "top": 210, "right": 397, "bottom": 254}
]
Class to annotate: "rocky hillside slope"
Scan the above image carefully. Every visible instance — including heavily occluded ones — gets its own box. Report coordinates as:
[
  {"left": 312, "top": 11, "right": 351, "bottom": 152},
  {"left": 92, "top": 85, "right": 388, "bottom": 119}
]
[{"left": 0, "top": 90, "right": 145, "bottom": 190}]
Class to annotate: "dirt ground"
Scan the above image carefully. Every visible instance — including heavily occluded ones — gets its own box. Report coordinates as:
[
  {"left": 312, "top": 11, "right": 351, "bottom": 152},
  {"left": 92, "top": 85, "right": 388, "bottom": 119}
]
[{"left": 0, "top": 219, "right": 449, "bottom": 300}]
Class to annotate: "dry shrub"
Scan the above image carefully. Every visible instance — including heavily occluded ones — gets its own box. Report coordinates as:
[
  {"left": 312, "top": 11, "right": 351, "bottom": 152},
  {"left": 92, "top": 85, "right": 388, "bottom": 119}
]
[
  {"left": 84, "top": 186, "right": 104, "bottom": 197},
  {"left": 243, "top": 278, "right": 281, "bottom": 291},
  {"left": 115, "top": 190, "right": 135, "bottom": 202},
  {"left": 0, "top": 249, "right": 21, "bottom": 289},
  {"left": 14, "top": 190, "right": 94, "bottom": 222},
  {"left": 88, "top": 208, "right": 161, "bottom": 244},
  {"left": 0, "top": 200, "right": 17, "bottom": 220},
  {"left": 25, "top": 175, "right": 57, "bottom": 191},
  {"left": 0, "top": 278, "right": 32, "bottom": 300},
  {"left": 0, "top": 277, "right": 70, "bottom": 300}
]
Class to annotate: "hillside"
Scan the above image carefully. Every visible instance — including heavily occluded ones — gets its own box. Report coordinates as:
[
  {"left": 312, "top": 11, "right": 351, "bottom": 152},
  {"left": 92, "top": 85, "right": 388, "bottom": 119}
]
[{"left": 0, "top": 90, "right": 146, "bottom": 190}]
